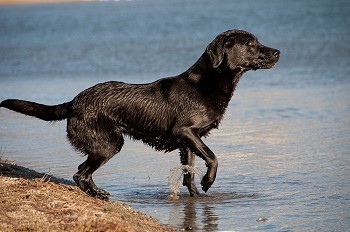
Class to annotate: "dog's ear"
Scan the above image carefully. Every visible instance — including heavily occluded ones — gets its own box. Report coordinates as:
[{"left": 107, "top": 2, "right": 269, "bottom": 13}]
[{"left": 206, "top": 35, "right": 226, "bottom": 68}]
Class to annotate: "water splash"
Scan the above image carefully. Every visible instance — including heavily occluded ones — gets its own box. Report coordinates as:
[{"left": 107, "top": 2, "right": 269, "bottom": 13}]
[{"left": 167, "top": 165, "right": 204, "bottom": 200}]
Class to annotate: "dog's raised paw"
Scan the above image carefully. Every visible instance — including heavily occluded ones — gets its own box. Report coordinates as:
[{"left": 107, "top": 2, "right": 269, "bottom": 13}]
[{"left": 201, "top": 174, "right": 214, "bottom": 193}]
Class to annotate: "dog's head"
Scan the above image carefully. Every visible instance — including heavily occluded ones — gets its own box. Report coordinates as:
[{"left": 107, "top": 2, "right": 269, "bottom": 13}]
[{"left": 206, "top": 29, "right": 280, "bottom": 71}]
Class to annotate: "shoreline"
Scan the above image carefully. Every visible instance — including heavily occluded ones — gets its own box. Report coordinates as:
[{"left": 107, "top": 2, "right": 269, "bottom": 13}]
[
  {"left": 0, "top": 158, "right": 175, "bottom": 231},
  {"left": 0, "top": 0, "right": 92, "bottom": 5}
]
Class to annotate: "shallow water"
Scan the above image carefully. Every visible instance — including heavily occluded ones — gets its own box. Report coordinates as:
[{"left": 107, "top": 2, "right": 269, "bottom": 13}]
[{"left": 1, "top": 0, "right": 350, "bottom": 231}]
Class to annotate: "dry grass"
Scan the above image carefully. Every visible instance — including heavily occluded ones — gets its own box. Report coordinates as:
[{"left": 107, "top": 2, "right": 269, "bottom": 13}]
[{"left": 0, "top": 159, "right": 175, "bottom": 232}]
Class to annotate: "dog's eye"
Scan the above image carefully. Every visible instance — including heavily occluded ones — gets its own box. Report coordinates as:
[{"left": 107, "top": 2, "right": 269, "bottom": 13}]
[{"left": 248, "top": 41, "right": 255, "bottom": 46}]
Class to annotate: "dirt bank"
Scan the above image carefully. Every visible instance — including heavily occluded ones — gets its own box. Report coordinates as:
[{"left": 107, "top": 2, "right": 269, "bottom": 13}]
[{"left": 0, "top": 159, "right": 175, "bottom": 232}]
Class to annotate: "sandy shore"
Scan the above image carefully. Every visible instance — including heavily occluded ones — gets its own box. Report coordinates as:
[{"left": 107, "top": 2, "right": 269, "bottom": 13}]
[{"left": 0, "top": 158, "right": 175, "bottom": 232}]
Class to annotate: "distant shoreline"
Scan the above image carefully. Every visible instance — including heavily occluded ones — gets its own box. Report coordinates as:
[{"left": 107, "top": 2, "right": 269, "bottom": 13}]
[{"left": 0, "top": 0, "right": 92, "bottom": 5}]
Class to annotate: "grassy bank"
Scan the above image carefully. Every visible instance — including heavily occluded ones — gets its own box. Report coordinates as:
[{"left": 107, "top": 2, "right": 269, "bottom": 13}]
[{"left": 0, "top": 158, "right": 174, "bottom": 232}]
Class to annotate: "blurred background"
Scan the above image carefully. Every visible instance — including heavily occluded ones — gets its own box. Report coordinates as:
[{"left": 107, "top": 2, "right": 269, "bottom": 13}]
[{"left": 0, "top": 0, "right": 349, "bottom": 231}]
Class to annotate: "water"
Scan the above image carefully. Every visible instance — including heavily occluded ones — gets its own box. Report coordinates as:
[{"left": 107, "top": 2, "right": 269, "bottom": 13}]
[
  {"left": 1, "top": 0, "right": 350, "bottom": 231},
  {"left": 167, "top": 165, "right": 204, "bottom": 199}
]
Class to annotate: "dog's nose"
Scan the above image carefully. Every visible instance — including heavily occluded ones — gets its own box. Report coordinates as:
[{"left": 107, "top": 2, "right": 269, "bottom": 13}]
[{"left": 273, "top": 50, "right": 280, "bottom": 58}]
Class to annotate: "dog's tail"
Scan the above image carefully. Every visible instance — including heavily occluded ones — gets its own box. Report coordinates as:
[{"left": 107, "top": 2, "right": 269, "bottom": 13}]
[{"left": 0, "top": 99, "right": 71, "bottom": 121}]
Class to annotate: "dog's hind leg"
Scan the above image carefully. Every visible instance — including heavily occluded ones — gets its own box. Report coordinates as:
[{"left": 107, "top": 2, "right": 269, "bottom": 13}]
[
  {"left": 73, "top": 156, "right": 111, "bottom": 200},
  {"left": 72, "top": 133, "right": 124, "bottom": 201},
  {"left": 180, "top": 147, "right": 199, "bottom": 197}
]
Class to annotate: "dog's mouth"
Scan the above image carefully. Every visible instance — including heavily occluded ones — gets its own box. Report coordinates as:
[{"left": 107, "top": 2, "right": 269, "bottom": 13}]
[
  {"left": 256, "top": 49, "right": 280, "bottom": 70},
  {"left": 244, "top": 50, "right": 280, "bottom": 71},
  {"left": 250, "top": 59, "right": 279, "bottom": 71},
  {"left": 263, "top": 59, "right": 279, "bottom": 69},
  {"left": 253, "top": 52, "right": 280, "bottom": 70}
]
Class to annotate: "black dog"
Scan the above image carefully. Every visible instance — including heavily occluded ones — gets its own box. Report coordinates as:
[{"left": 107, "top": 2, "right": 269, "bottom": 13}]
[{"left": 1, "top": 30, "right": 279, "bottom": 200}]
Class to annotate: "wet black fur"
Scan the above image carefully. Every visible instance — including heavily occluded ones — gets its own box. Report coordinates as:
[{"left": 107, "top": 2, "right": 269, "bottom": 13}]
[{"left": 0, "top": 30, "right": 280, "bottom": 200}]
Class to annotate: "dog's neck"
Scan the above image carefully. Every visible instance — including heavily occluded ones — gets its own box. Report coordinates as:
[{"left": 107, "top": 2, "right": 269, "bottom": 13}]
[{"left": 183, "top": 52, "right": 245, "bottom": 107}]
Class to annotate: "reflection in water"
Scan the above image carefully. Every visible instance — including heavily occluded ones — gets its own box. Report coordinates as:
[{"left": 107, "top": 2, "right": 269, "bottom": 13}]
[
  {"left": 167, "top": 165, "right": 219, "bottom": 230},
  {"left": 165, "top": 192, "right": 258, "bottom": 231},
  {"left": 183, "top": 200, "right": 197, "bottom": 231},
  {"left": 169, "top": 197, "right": 219, "bottom": 231},
  {"left": 202, "top": 205, "right": 219, "bottom": 231}
]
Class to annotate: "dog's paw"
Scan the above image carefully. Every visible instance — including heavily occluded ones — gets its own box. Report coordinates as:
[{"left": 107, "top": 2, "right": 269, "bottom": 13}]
[
  {"left": 96, "top": 188, "right": 111, "bottom": 196},
  {"left": 95, "top": 191, "right": 110, "bottom": 201},
  {"left": 200, "top": 174, "right": 215, "bottom": 193},
  {"left": 95, "top": 188, "right": 110, "bottom": 201},
  {"left": 189, "top": 189, "right": 200, "bottom": 197},
  {"left": 188, "top": 185, "right": 200, "bottom": 197},
  {"left": 85, "top": 188, "right": 110, "bottom": 201}
]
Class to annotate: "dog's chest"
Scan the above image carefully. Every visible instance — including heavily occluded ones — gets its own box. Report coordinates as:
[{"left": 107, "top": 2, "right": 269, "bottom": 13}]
[{"left": 198, "top": 116, "right": 222, "bottom": 138}]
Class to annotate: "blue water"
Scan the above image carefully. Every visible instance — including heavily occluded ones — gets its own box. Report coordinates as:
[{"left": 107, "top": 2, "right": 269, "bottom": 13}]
[{"left": 1, "top": 0, "right": 350, "bottom": 231}]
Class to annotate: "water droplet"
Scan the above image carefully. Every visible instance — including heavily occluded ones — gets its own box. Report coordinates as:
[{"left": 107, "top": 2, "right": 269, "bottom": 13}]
[{"left": 167, "top": 165, "right": 204, "bottom": 199}]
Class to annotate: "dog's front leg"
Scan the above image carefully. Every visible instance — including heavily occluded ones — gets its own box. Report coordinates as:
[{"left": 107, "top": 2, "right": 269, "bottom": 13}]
[
  {"left": 175, "top": 127, "right": 218, "bottom": 193},
  {"left": 180, "top": 147, "right": 199, "bottom": 196}
]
